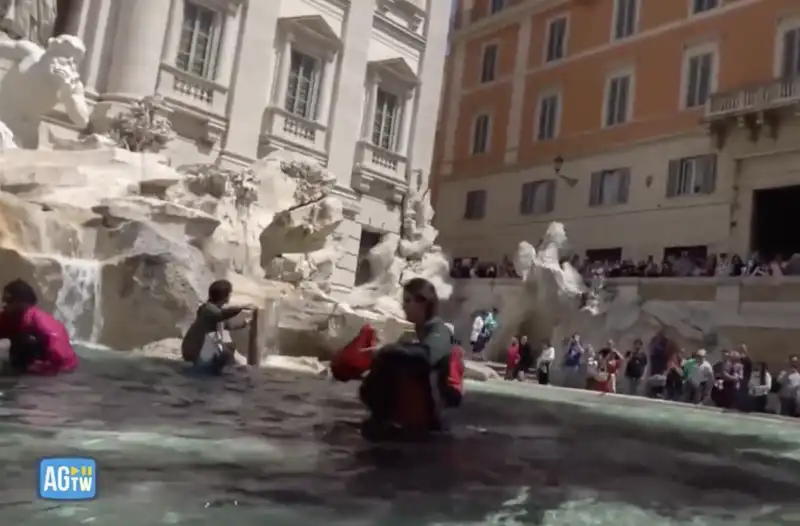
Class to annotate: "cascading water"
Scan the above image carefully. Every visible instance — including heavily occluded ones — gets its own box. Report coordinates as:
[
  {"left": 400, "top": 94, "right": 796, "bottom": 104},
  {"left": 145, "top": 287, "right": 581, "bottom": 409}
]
[{"left": 51, "top": 256, "right": 104, "bottom": 342}]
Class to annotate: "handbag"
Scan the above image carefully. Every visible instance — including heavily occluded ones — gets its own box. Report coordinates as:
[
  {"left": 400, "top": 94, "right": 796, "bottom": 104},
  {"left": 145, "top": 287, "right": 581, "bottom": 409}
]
[{"left": 199, "top": 325, "right": 225, "bottom": 362}]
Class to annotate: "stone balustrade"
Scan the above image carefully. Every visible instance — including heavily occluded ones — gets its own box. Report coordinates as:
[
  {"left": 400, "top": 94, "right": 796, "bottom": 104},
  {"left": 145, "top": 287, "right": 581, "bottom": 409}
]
[{"left": 448, "top": 277, "right": 800, "bottom": 364}]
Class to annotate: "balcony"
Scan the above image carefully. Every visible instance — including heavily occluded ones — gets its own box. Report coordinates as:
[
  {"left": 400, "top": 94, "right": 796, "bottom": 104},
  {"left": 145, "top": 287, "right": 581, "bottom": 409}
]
[
  {"left": 707, "top": 77, "right": 800, "bottom": 119},
  {"left": 157, "top": 63, "right": 228, "bottom": 118},
  {"left": 704, "top": 77, "right": 800, "bottom": 148},
  {"left": 352, "top": 141, "right": 408, "bottom": 202},
  {"left": 260, "top": 106, "right": 328, "bottom": 158},
  {"left": 156, "top": 64, "right": 228, "bottom": 144}
]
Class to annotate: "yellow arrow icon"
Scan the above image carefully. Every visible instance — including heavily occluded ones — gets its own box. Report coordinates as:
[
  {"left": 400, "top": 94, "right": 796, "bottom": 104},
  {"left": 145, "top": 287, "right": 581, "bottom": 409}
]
[{"left": 70, "top": 466, "right": 78, "bottom": 475}]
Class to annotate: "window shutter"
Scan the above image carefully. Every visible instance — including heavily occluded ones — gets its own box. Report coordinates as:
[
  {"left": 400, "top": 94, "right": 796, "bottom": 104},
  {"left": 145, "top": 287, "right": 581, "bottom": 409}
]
[
  {"left": 702, "top": 155, "right": 717, "bottom": 194},
  {"left": 545, "top": 180, "right": 556, "bottom": 213},
  {"left": 783, "top": 30, "right": 798, "bottom": 78},
  {"left": 617, "top": 168, "right": 630, "bottom": 204},
  {"left": 618, "top": 77, "right": 629, "bottom": 122},
  {"left": 666, "top": 160, "right": 680, "bottom": 197},
  {"left": 698, "top": 54, "right": 712, "bottom": 105},
  {"left": 519, "top": 183, "right": 530, "bottom": 214},
  {"left": 589, "top": 171, "right": 602, "bottom": 206},
  {"left": 686, "top": 56, "right": 699, "bottom": 107}
]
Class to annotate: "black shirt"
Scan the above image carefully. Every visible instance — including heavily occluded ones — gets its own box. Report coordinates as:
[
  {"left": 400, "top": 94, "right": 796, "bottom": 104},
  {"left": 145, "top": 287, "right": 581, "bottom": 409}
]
[{"left": 624, "top": 351, "right": 647, "bottom": 378}]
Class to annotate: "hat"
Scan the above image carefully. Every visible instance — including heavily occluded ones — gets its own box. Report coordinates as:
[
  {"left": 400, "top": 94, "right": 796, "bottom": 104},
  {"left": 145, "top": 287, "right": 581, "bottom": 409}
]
[{"left": 696, "top": 349, "right": 707, "bottom": 357}]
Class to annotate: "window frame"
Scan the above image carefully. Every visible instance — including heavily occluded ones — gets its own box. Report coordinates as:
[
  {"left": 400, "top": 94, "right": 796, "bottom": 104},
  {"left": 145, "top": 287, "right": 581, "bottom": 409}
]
[
  {"left": 175, "top": 0, "right": 223, "bottom": 80},
  {"left": 681, "top": 43, "right": 717, "bottom": 110},
  {"left": 464, "top": 189, "right": 487, "bottom": 220},
  {"left": 777, "top": 24, "right": 800, "bottom": 78},
  {"left": 490, "top": 0, "right": 505, "bottom": 15},
  {"left": 371, "top": 87, "right": 402, "bottom": 151},
  {"left": 589, "top": 168, "right": 631, "bottom": 207},
  {"left": 544, "top": 14, "right": 569, "bottom": 63},
  {"left": 284, "top": 49, "right": 322, "bottom": 120},
  {"left": 690, "top": 0, "right": 719, "bottom": 16},
  {"left": 602, "top": 69, "right": 634, "bottom": 128},
  {"left": 535, "top": 91, "right": 561, "bottom": 141},
  {"left": 611, "top": 0, "right": 638, "bottom": 41},
  {"left": 666, "top": 154, "right": 717, "bottom": 198},
  {"left": 519, "top": 180, "right": 556, "bottom": 216},
  {"left": 480, "top": 43, "right": 498, "bottom": 83},
  {"left": 471, "top": 113, "right": 491, "bottom": 155}
]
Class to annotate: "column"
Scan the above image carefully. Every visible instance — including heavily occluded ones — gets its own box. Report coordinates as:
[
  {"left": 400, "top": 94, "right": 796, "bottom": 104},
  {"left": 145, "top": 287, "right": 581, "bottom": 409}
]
[
  {"left": 215, "top": 10, "right": 241, "bottom": 87},
  {"left": 503, "top": 16, "right": 532, "bottom": 164},
  {"left": 326, "top": 0, "right": 375, "bottom": 188},
  {"left": 411, "top": 0, "right": 454, "bottom": 189},
  {"left": 80, "top": 0, "right": 112, "bottom": 91},
  {"left": 162, "top": 0, "right": 184, "bottom": 66},
  {"left": 316, "top": 53, "right": 335, "bottom": 126},
  {"left": 398, "top": 88, "right": 415, "bottom": 155},
  {"left": 362, "top": 74, "right": 379, "bottom": 140},
  {"left": 275, "top": 34, "right": 293, "bottom": 106},
  {"left": 106, "top": 0, "right": 172, "bottom": 96},
  {"left": 221, "top": 0, "right": 282, "bottom": 160}
]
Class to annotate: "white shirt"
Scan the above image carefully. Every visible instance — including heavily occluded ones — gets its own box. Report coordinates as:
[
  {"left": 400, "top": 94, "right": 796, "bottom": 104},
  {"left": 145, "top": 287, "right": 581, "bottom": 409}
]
[
  {"left": 689, "top": 361, "right": 714, "bottom": 386},
  {"left": 749, "top": 371, "right": 772, "bottom": 397},
  {"left": 537, "top": 346, "right": 555, "bottom": 367},
  {"left": 470, "top": 316, "right": 484, "bottom": 342}
]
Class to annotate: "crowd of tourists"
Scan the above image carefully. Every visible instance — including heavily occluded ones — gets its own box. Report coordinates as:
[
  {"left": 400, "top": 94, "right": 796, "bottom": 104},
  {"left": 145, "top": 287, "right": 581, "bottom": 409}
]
[
  {"left": 496, "top": 330, "right": 800, "bottom": 417},
  {"left": 452, "top": 251, "right": 800, "bottom": 280}
]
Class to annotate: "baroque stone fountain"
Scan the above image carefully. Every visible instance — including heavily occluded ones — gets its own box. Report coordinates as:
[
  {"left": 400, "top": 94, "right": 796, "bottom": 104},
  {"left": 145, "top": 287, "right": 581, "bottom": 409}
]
[{"left": 0, "top": 34, "right": 456, "bottom": 370}]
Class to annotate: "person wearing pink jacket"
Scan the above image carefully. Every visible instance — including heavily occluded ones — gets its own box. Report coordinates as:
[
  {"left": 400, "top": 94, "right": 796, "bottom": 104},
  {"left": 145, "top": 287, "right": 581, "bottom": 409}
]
[{"left": 0, "top": 279, "right": 78, "bottom": 375}]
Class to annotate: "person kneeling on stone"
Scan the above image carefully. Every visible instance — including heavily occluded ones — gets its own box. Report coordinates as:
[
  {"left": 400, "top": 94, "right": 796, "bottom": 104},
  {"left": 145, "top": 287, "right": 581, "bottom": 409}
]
[
  {"left": 330, "top": 278, "right": 465, "bottom": 441},
  {"left": 181, "top": 279, "right": 255, "bottom": 375},
  {"left": 0, "top": 279, "right": 78, "bottom": 375}
]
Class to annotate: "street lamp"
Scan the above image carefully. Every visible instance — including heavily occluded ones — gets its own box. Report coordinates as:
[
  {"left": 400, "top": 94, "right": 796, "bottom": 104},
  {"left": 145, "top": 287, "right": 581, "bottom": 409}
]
[
  {"left": 553, "top": 155, "right": 564, "bottom": 175},
  {"left": 553, "top": 154, "right": 577, "bottom": 187}
]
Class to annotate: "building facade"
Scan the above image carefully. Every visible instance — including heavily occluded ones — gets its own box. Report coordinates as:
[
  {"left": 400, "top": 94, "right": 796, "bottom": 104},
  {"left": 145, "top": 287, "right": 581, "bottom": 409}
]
[
  {"left": 434, "top": 0, "right": 800, "bottom": 266},
  {"left": 42, "top": 0, "right": 450, "bottom": 290}
]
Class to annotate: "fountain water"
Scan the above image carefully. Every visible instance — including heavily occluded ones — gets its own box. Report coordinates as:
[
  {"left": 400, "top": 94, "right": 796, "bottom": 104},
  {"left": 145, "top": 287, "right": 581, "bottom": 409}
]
[{"left": 51, "top": 256, "right": 103, "bottom": 342}]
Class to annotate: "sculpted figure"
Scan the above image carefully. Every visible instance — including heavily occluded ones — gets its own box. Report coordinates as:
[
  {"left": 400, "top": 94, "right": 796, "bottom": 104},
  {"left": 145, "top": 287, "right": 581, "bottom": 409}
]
[
  {"left": 0, "top": 34, "right": 89, "bottom": 149},
  {"left": 0, "top": 0, "right": 57, "bottom": 44}
]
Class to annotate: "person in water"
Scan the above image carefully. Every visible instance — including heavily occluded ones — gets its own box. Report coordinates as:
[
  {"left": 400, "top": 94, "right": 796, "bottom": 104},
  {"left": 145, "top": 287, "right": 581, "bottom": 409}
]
[
  {"left": 0, "top": 279, "right": 78, "bottom": 375},
  {"left": 181, "top": 279, "right": 254, "bottom": 375},
  {"left": 331, "top": 277, "right": 465, "bottom": 441}
]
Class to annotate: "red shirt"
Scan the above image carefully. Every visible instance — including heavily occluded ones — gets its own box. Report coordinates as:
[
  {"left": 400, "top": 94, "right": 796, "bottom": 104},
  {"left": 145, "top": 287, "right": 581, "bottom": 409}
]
[
  {"left": 506, "top": 343, "right": 520, "bottom": 368},
  {"left": 593, "top": 358, "right": 620, "bottom": 393}
]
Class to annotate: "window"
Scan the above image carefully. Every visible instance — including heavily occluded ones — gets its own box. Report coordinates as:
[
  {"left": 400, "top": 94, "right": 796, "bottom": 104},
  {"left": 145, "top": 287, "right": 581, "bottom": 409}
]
[
  {"left": 692, "top": 0, "right": 718, "bottom": 15},
  {"left": 545, "top": 17, "right": 567, "bottom": 62},
  {"left": 586, "top": 248, "right": 622, "bottom": 263},
  {"left": 176, "top": 1, "right": 220, "bottom": 79},
  {"left": 481, "top": 44, "right": 498, "bottom": 83},
  {"left": 285, "top": 50, "right": 321, "bottom": 119},
  {"left": 519, "top": 180, "right": 556, "bottom": 215},
  {"left": 666, "top": 154, "right": 717, "bottom": 197},
  {"left": 371, "top": 89, "right": 401, "bottom": 150},
  {"left": 589, "top": 168, "right": 630, "bottom": 206},
  {"left": 536, "top": 93, "right": 560, "bottom": 140},
  {"left": 464, "top": 190, "right": 487, "bottom": 220},
  {"left": 781, "top": 27, "right": 800, "bottom": 77},
  {"left": 491, "top": 0, "right": 505, "bottom": 14},
  {"left": 472, "top": 114, "right": 490, "bottom": 154},
  {"left": 613, "top": 0, "right": 637, "bottom": 40},
  {"left": 605, "top": 73, "right": 631, "bottom": 127},
  {"left": 684, "top": 51, "right": 713, "bottom": 108}
]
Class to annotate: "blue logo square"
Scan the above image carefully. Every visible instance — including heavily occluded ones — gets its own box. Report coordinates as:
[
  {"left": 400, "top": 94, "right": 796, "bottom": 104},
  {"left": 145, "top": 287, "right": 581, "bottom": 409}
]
[{"left": 38, "top": 457, "right": 97, "bottom": 501}]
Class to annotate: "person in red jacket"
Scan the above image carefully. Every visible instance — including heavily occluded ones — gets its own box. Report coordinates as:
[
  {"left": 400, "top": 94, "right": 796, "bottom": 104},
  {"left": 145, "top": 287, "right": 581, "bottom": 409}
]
[
  {"left": 505, "top": 337, "right": 520, "bottom": 380},
  {"left": 331, "top": 278, "right": 464, "bottom": 441},
  {"left": 0, "top": 279, "right": 78, "bottom": 375}
]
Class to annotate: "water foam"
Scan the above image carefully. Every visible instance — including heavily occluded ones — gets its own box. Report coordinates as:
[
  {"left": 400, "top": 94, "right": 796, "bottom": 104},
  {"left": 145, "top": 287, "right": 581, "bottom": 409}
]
[{"left": 51, "top": 256, "right": 103, "bottom": 342}]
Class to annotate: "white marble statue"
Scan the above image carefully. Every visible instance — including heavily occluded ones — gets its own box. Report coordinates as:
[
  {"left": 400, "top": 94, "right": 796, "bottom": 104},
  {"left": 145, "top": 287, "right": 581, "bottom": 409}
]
[
  {"left": 483, "top": 222, "right": 590, "bottom": 361},
  {"left": 0, "top": 34, "right": 90, "bottom": 149}
]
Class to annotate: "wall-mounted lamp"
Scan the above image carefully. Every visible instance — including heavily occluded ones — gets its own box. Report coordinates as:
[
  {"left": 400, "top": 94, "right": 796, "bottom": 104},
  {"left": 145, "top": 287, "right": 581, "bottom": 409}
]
[{"left": 553, "top": 155, "right": 578, "bottom": 187}]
